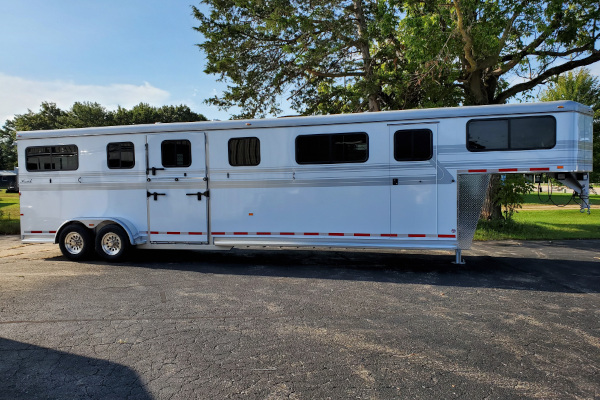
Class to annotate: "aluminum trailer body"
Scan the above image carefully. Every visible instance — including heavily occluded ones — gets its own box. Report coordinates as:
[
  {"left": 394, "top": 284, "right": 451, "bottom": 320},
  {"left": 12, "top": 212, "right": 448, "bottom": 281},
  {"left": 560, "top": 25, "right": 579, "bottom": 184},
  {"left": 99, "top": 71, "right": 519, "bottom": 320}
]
[{"left": 16, "top": 101, "right": 593, "bottom": 262}]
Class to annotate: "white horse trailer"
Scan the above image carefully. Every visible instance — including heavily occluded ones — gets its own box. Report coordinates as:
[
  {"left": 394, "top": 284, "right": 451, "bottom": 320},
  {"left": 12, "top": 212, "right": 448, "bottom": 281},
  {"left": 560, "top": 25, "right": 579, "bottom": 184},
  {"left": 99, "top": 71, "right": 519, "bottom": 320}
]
[{"left": 16, "top": 101, "right": 593, "bottom": 263}]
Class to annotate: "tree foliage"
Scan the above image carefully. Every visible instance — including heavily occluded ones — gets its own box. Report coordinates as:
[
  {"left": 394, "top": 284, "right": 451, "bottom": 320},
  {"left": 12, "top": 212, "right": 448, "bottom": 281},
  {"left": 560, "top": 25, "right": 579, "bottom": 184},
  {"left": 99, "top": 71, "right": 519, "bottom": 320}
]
[
  {"left": 0, "top": 102, "right": 207, "bottom": 170},
  {"left": 540, "top": 68, "right": 600, "bottom": 182},
  {"left": 494, "top": 174, "right": 534, "bottom": 220},
  {"left": 194, "top": 0, "right": 600, "bottom": 118}
]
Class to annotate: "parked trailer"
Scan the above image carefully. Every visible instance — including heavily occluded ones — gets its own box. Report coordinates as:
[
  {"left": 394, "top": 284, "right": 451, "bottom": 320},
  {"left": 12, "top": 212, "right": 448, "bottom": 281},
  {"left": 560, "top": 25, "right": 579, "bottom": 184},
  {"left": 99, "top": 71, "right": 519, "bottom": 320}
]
[{"left": 17, "top": 101, "right": 593, "bottom": 263}]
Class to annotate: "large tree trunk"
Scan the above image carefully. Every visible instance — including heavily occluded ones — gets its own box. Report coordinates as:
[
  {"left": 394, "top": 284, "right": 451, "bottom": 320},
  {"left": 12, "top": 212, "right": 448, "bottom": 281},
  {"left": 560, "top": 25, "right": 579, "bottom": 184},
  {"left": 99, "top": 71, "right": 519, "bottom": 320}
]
[
  {"left": 353, "top": 0, "right": 381, "bottom": 112},
  {"left": 480, "top": 175, "right": 503, "bottom": 220}
]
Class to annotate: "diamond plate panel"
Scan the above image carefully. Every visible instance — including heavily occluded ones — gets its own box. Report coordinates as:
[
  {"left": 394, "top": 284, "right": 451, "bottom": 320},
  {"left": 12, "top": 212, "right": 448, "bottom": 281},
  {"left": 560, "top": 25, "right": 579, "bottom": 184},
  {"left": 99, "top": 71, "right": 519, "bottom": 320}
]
[{"left": 458, "top": 174, "right": 490, "bottom": 249}]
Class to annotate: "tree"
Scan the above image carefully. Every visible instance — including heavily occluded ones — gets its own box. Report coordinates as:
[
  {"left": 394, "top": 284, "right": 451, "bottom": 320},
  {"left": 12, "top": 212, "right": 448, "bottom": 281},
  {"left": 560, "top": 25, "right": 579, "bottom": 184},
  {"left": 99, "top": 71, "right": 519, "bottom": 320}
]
[
  {"left": 0, "top": 102, "right": 207, "bottom": 170},
  {"left": 194, "top": 0, "right": 600, "bottom": 118},
  {"left": 193, "top": 0, "right": 461, "bottom": 118},
  {"left": 406, "top": 0, "right": 600, "bottom": 106},
  {"left": 539, "top": 68, "right": 600, "bottom": 182}
]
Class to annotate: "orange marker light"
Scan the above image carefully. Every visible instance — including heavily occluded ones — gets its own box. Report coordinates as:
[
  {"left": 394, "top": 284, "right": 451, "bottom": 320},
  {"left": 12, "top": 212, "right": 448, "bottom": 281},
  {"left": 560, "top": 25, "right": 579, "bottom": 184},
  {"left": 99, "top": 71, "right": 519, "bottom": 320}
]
[
  {"left": 249, "top": 213, "right": 254, "bottom": 216},
  {"left": 557, "top": 166, "right": 564, "bottom": 169}
]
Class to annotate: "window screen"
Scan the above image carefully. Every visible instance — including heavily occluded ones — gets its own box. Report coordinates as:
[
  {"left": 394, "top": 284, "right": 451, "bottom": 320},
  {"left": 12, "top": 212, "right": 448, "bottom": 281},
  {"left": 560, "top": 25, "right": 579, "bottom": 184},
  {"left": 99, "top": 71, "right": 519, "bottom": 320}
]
[
  {"left": 161, "top": 140, "right": 191, "bottom": 167},
  {"left": 467, "top": 116, "right": 556, "bottom": 151},
  {"left": 394, "top": 129, "right": 433, "bottom": 161},
  {"left": 26, "top": 145, "right": 78, "bottom": 171},
  {"left": 296, "top": 132, "right": 368, "bottom": 164},
  {"left": 229, "top": 137, "right": 260, "bottom": 166},
  {"left": 107, "top": 142, "right": 135, "bottom": 169}
]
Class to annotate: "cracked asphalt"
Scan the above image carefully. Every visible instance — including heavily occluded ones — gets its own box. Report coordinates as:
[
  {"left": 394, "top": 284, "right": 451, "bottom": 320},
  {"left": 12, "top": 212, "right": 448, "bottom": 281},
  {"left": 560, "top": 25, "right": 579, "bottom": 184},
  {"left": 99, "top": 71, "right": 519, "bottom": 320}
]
[{"left": 0, "top": 236, "right": 599, "bottom": 399}]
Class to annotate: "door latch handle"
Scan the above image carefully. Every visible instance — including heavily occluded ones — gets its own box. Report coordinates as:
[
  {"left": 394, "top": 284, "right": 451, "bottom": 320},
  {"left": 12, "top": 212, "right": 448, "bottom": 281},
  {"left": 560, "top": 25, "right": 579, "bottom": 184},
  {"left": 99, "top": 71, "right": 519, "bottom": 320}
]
[
  {"left": 147, "top": 191, "right": 166, "bottom": 201},
  {"left": 147, "top": 167, "right": 165, "bottom": 175},
  {"left": 392, "top": 178, "right": 399, "bottom": 185},
  {"left": 186, "top": 191, "right": 209, "bottom": 201}
]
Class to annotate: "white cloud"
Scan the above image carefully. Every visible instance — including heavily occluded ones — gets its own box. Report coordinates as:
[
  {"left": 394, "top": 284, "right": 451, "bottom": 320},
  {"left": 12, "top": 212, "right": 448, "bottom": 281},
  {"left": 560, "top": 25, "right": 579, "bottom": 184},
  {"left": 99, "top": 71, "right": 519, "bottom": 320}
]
[{"left": 0, "top": 72, "right": 170, "bottom": 123}]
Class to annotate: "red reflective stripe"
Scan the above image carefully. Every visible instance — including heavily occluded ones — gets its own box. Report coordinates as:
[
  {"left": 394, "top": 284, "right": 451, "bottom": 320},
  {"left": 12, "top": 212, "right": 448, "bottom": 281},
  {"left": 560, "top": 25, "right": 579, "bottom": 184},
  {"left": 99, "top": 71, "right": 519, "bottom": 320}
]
[
  {"left": 381, "top": 234, "right": 397, "bottom": 237},
  {"left": 189, "top": 232, "right": 203, "bottom": 235},
  {"left": 354, "top": 233, "right": 370, "bottom": 237},
  {"left": 257, "top": 232, "right": 271, "bottom": 235},
  {"left": 438, "top": 234, "right": 456, "bottom": 238},
  {"left": 328, "top": 233, "right": 344, "bottom": 236},
  {"left": 31, "top": 231, "right": 43, "bottom": 234},
  {"left": 280, "top": 232, "right": 295, "bottom": 235},
  {"left": 49, "top": 231, "right": 57, "bottom": 234},
  {"left": 499, "top": 168, "right": 518, "bottom": 172},
  {"left": 150, "top": 231, "right": 159, "bottom": 234},
  {"left": 211, "top": 232, "right": 225, "bottom": 235},
  {"left": 167, "top": 232, "right": 180, "bottom": 235},
  {"left": 408, "top": 234, "right": 426, "bottom": 237},
  {"left": 469, "top": 169, "right": 487, "bottom": 173},
  {"left": 303, "top": 232, "right": 319, "bottom": 236},
  {"left": 530, "top": 168, "right": 550, "bottom": 171},
  {"left": 234, "top": 232, "right": 248, "bottom": 235}
]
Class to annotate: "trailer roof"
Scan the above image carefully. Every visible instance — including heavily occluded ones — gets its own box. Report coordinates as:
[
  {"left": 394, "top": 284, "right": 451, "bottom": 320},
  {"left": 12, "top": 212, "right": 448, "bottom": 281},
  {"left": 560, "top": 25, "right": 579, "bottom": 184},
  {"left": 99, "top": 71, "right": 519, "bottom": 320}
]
[{"left": 16, "top": 101, "right": 592, "bottom": 140}]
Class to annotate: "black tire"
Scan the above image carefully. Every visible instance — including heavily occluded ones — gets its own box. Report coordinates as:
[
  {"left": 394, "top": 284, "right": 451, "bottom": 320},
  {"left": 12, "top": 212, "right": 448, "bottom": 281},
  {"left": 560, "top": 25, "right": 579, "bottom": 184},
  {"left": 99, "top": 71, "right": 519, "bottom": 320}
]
[
  {"left": 58, "top": 224, "right": 93, "bottom": 261},
  {"left": 95, "top": 224, "right": 130, "bottom": 261}
]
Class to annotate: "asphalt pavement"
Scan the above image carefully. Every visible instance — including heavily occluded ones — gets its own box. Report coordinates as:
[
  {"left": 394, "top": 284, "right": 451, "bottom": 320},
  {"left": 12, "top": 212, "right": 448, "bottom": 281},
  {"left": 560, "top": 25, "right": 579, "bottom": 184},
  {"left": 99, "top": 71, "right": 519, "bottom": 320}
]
[{"left": 0, "top": 236, "right": 598, "bottom": 399}]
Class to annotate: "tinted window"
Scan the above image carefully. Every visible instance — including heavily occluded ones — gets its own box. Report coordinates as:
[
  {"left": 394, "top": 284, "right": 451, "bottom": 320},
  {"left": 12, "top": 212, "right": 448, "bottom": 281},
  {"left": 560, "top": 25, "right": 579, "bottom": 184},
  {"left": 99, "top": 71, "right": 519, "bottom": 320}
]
[
  {"left": 161, "top": 140, "right": 191, "bottom": 167},
  {"left": 467, "top": 120, "right": 508, "bottom": 151},
  {"left": 26, "top": 145, "right": 78, "bottom": 171},
  {"left": 467, "top": 116, "right": 556, "bottom": 151},
  {"left": 229, "top": 137, "right": 260, "bottom": 166},
  {"left": 394, "top": 129, "right": 433, "bottom": 161},
  {"left": 107, "top": 142, "right": 135, "bottom": 169},
  {"left": 510, "top": 117, "right": 556, "bottom": 149},
  {"left": 296, "top": 133, "right": 368, "bottom": 164}
]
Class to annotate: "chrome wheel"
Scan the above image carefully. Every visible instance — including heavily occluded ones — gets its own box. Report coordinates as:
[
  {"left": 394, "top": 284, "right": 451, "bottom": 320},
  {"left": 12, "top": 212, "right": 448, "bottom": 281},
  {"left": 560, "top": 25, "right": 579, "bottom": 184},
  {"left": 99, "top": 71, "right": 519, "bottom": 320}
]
[
  {"left": 100, "top": 232, "right": 122, "bottom": 256},
  {"left": 59, "top": 225, "right": 92, "bottom": 261},
  {"left": 64, "top": 232, "right": 85, "bottom": 255},
  {"left": 95, "top": 224, "right": 130, "bottom": 261}
]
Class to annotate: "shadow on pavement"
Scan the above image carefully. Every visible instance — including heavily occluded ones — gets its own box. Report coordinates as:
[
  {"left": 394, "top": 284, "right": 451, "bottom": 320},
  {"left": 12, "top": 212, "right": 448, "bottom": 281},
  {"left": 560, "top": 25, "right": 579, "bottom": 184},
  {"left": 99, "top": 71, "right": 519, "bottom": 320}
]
[
  {"left": 0, "top": 337, "right": 152, "bottom": 400},
  {"left": 46, "top": 243, "right": 600, "bottom": 294}
]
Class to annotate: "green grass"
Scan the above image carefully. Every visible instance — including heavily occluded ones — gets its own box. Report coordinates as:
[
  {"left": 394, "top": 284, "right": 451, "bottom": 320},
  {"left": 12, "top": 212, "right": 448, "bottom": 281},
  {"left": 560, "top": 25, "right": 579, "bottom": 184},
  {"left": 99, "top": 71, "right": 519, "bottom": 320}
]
[
  {"left": 475, "top": 209, "right": 600, "bottom": 240},
  {"left": 0, "top": 190, "right": 20, "bottom": 234},
  {"left": 523, "top": 191, "right": 600, "bottom": 206}
]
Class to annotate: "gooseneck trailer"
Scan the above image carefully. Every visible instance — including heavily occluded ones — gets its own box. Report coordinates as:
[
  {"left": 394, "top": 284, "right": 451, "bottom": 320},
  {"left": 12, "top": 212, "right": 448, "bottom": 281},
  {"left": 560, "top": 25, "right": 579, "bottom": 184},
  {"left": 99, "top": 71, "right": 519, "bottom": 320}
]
[{"left": 16, "top": 101, "right": 593, "bottom": 262}]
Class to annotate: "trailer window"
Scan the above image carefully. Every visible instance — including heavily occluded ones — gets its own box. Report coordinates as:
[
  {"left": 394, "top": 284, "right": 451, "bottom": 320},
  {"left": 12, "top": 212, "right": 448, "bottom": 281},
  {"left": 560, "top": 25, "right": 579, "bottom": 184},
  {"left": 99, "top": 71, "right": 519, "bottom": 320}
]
[
  {"left": 296, "top": 132, "right": 368, "bottom": 164},
  {"left": 229, "top": 137, "right": 260, "bottom": 166},
  {"left": 161, "top": 140, "right": 191, "bottom": 167},
  {"left": 25, "top": 145, "right": 78, "bottom": 171},
  {"left": 467, "top": 116, "right": 556, "bottom": 151},
  {"left": 107, "top": 142, "right": 135, "bottom": 169},
  {"left": 394, "top": 129, "right": 433, "bottom": 161}
]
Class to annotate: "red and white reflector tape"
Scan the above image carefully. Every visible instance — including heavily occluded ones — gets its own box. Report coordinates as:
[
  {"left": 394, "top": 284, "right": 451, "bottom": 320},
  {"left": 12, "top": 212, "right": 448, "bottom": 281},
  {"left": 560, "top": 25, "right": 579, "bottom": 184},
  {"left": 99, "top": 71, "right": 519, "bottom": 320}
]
[{"left": 459, "top": 167, "right": 551, "bottom": 174}]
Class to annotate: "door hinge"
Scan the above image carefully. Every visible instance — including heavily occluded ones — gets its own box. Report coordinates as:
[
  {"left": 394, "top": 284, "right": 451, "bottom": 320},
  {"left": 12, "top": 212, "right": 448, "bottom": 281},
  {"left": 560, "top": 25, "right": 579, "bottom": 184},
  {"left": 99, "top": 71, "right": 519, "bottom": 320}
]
[{"left": 147, "top": 191, "right": 166, "bottom": 201}]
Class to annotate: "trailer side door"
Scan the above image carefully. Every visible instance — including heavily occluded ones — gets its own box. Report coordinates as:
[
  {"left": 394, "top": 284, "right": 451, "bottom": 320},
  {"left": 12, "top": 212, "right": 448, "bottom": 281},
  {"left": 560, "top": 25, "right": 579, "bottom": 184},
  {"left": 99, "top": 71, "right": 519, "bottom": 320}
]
[
  {"left": 389, "top": 124, "right": 438, "bottom": 237},
  {"left": 146, "top": 133, "right": 209, "bottom": 243}
]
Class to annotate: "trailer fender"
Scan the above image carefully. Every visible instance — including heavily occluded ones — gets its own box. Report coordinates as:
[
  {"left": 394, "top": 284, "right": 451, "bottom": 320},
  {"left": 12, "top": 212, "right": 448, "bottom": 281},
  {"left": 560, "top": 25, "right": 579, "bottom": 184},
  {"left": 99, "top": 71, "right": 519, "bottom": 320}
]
[{"left": 55, "top": 218, "right": 146, "bottom": 246}]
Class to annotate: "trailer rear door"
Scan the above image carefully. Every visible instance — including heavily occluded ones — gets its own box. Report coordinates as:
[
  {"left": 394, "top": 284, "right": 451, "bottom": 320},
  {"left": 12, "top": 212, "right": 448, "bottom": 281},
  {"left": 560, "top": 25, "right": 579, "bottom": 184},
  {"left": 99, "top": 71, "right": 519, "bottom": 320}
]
[
  {"left": 146, "top": 133, "right": 209, "bottom": 243},
  {"left": 389, "top": 124, "right": 438, "bottom": 237}
]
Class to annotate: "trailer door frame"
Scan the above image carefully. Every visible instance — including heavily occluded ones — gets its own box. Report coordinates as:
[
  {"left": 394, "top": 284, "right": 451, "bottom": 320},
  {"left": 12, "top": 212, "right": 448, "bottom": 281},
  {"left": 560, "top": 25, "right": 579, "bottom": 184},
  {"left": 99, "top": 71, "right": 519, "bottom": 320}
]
[
  {"left": 389, "top": 123, "right": 438, "bottom": 237},
  {"left": 146, "top": 132, "right": 209, "bottom": 244}
]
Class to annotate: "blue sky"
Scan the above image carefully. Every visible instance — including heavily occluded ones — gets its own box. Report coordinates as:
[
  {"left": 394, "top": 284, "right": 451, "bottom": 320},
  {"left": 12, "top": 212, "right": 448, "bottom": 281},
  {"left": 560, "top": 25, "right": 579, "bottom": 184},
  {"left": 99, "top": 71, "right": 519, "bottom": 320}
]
[
  {"left": 0, "top": 0, "right": 247, "bottom": 123},
  {"left": 1, "top": 1, "right": 599, "bottom": 125}
]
